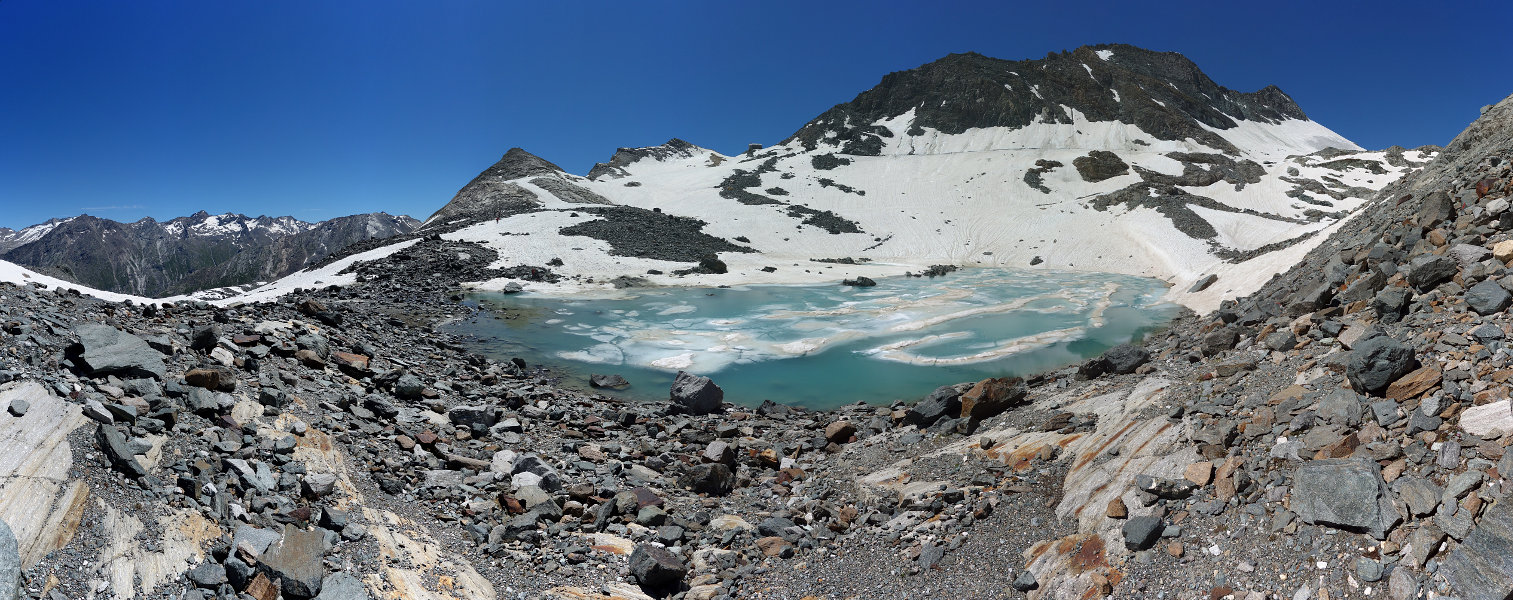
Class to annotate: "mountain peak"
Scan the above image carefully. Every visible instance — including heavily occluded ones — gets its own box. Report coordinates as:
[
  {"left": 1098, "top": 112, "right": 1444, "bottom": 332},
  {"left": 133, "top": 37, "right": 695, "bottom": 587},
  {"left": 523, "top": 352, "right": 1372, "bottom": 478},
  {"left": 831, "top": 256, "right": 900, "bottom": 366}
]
[
  {"left": 783, "top": 44, "right": 1313, "bottom": 157},
  {"left": 588, "top": 138, "right": 706, "bottom": 180}
]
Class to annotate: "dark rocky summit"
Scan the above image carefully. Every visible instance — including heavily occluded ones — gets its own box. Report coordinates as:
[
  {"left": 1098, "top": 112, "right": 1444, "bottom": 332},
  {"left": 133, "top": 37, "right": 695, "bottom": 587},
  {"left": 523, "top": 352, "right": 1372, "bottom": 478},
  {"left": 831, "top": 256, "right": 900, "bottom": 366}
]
[{"left": 785, "top": 44, "right": 1313, "bottom": 157}]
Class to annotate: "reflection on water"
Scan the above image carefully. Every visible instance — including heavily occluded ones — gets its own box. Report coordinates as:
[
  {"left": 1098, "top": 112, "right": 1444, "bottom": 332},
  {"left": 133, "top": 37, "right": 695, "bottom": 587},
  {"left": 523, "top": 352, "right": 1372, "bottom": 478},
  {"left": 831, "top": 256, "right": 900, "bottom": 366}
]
[{"left": 450, "top": 268, "right": 1177, "bottom": 410}]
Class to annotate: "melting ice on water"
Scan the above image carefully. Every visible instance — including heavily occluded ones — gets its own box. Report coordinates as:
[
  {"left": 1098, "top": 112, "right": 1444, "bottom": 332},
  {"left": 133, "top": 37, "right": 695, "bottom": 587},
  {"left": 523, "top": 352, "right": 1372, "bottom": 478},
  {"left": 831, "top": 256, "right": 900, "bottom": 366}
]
[{"left": 461, "top": 268, "right": 1176, "bottom": 409}]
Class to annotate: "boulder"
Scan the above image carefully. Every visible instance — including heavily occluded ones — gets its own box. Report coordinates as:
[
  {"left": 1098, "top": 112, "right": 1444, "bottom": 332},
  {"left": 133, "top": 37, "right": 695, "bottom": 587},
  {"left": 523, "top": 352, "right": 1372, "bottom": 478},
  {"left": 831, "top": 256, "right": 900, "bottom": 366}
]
[
  {"left": 184, "top": 366, "right": 236, "bottom": 392},
  {"left": 1415, "top": 190, "right": 1455, "bottom": 227},
  {"left": 1384, "top": 366, "right": 1441, "bottom": 400},
  {"left": 1440, "top": 497, "right": 1513, "bottom": 600},
  {"left": 824, "top": 421, "right": 856, "bottom": 444},
  {"left": 258, "top": 525, "right": 326, "bottom": 598},
  {"left": 96, "top": 425, "right": 147, "bottom": 478},
  {"left": 905, "top": 386, "right": 961, "bottom": 427},
  {"left": 1493, "top": 239, "right": 1513, "bottom": 264},
  {"left": 1072, "top": 150, "right": 1130, "bottom": 182},
  {"left": 1100, "top": 344, "right": 1150, "bottom": 374},
  {"left": 1188, "top": 274, "right": 1217, "bottom": 293},
  {"left": 1459, "top": 400, "right": 1513, "bottom": 437},
  {"left": 67, "top": 324, "right": 166, "bottom": 380},
  {"left": 1346, "top": 336, "right": 1418, "bottom": 395},
  {"left": 447, "top": 404, "right": 499, "bottom": 433},
  {"left": 628, "top": 543, "right": 687, "bottom": 595},
  {"left": 1122, "top": 516, "right": 1163, "bottom": 551},
  {"left": 958, "top": 377, "right": 1028, "bottom": 422},
  {"left": 590, "top": 374, "right": 630, "bottom": 389},
  {"left": 1200, "top": 328, "right": 1238, "bottom": 356},
  {"left": 189, "top": 324, "right": 221, "bottom": 352},
  {"left": 313, "top": 573, "right": 367, "bottom": 600},
  {"left": 1291, "top": 458, "right": 1400, "bottom": 539},
  {"left": 1465, "top": 279, "right": 1512, "bottom": 315},
  {"left": 670, "top": 371, "right": 723, "bottom": 415},
  {"left": 1406, "top": 255, "right": 1457, "bottom": 291},
  {"left": 678, "top": 463, "right": 735, "bottom": 496},
  {"left": 394, "top": 374, "right": 425, "bottom": 400},
  {"left": 510, "top": 454, "right": 563, "bottom": 492}
]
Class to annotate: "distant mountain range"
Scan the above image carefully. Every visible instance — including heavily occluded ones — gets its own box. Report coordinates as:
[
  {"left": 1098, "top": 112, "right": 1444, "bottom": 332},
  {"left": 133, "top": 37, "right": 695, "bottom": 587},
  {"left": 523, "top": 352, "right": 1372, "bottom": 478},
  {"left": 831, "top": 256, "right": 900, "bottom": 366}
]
[{"left": 0, "top": 211, "right": 418, "bottom": 297}]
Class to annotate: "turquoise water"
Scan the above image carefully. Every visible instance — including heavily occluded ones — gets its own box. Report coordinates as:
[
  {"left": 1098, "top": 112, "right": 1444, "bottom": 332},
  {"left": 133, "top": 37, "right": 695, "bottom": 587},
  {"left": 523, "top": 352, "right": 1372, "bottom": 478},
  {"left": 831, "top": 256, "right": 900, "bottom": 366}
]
[{"left": 452, "top": 268, "right": 1177, "bottom": 410}]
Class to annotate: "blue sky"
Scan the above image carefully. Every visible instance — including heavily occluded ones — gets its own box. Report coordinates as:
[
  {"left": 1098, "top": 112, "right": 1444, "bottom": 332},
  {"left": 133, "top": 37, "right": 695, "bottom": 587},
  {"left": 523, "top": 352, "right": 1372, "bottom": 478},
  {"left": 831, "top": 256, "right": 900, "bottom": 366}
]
[{"left": 1, "top": 1, "right": 1509, "bottom": 230}]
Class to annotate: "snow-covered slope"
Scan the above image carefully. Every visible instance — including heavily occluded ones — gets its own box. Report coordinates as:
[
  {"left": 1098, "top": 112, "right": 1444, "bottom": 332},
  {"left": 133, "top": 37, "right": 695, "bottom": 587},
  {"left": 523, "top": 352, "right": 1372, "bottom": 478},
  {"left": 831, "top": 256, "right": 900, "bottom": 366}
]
[
  {"left": 0, "top": 258, "right": 168, "bottom": 303},
  {"left": 228, "top": 44, "right": 1438, "bottom": 313}
]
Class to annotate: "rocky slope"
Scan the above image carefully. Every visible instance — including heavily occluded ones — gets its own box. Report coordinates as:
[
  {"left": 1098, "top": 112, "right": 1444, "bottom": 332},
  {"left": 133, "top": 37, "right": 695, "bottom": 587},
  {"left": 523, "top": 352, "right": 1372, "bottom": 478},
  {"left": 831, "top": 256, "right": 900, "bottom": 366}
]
[
  {"left": 0, "top": 85, "right": 1510, "bottom": 598},
  {"left": 398, "top": 44, "right": 1435, "bottom": 312},
  {"left": 4, "top": 52, "right": 1513, "bottom": 600},
  {"left": 1, "top": 211, "right": 419, "bottom": 297}
]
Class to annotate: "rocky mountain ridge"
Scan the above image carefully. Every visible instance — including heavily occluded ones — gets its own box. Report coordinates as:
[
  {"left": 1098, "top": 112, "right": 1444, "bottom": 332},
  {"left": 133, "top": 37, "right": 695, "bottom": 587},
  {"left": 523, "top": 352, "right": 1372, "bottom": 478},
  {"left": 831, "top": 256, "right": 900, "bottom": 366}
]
[
  {"left": 784, "top": 44, "right": 1311, "bottom": 157},
  {"left": 402, "top": 44, "right": 1430, "bottom": 313},
  {"left": 1, "top": 211, "right": 419, "bottom": 297}
]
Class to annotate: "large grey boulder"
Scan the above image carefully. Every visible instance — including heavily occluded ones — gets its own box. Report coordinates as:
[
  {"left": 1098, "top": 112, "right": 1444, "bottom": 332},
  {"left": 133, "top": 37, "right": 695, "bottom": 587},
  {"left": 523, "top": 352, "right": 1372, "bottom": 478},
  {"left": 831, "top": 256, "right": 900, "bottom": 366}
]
[
  {"left": 670, "top": 371, "right": 723, "bottom": 415},
  {"left": 1122, "top": 515, "right": 1163, "bottom": 551},
  {"left": 1346, "top": 336, "right": 1417, "bottom": 395},
  {"left": 259, "top": 525, "right": 326, "bottom": 598},
  {"left": 1291, "top": 458, "right": 1400, "bottom": 540},
  {"left": 0, "top": 520, "right": 18, "bottom": 600},
  {"left": 447, "top": 404, "right": 499, "bottom": 433},
  {"left": 95, "top": 425, "right": 148, "bottom": 478},
  {"left": 314, "top": 573, "right": 369, "bottom": 600},
  {"left": 1441, "top": 497, "right": 1513, "bottom": 600},
  {"left": 68, "top": 324, "right": 166, "bottom": 380},
  {"left": 1406, "top": 254, "right": 1457, "bottom": 291},
  {"left": 679, "top": 463, "right": 735, "bottom": 496},
  {"left": 628, "top": 543, "right": 687, "bottom": 595},
  {"left": 1100, "top": 344, "right": 1151, "bottom": 374},
  {"left": 1465, "top": 279, "right": 1512, "bottom": 315},
  {"left": 905, "top": 385, "right": 961, "bottom": 427}
]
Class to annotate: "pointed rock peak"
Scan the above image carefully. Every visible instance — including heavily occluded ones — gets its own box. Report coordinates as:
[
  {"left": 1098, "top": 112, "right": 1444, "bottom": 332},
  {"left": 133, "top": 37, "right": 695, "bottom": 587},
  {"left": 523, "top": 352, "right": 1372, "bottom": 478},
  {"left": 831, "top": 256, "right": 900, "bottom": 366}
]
[{"left": 478, "top": 148, "right": 566, "bottom": 181}]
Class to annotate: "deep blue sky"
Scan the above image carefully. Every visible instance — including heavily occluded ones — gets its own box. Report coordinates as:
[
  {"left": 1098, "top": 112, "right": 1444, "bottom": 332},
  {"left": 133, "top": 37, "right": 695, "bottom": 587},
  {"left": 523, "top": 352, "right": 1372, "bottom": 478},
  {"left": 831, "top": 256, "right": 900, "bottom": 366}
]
[{"left": 2, "top": 1, "right": 1509, "bottom": 230}]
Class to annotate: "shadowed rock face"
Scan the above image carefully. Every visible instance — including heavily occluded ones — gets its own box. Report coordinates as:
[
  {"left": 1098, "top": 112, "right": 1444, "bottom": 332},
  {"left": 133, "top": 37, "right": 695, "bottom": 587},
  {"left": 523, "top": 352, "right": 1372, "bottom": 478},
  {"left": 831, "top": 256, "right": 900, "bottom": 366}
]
[
  {"left": 2, "top": 212, "right": 418, "bottom": 297},
  {"left": 784, "top": 44, "right": 1310, "bottom": 156}
]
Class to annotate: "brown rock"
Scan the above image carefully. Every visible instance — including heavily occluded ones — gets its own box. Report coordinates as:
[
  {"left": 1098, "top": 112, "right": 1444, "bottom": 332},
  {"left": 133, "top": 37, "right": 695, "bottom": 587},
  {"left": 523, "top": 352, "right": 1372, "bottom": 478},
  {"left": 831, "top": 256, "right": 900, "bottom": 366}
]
[
  {"left": 1385, "top": 366, "right": 1441, "bottom": 400},
  {"left": 1268, "top": 385, "right": 1308, "bottom": 405},
  {"left": 756, "top": 448, "right": 779, "bottom": 468},
  {"left": 330, "top": 351, "right": 370, "bottom": 375},
  {"left": 294, "top": 349, "right": 326, "bottom": 369},
  {"left": 1215, "top": 474, "right": 1237, "bottom": 502},
  {"left": 395, "top": 435, "right": 415, "bottom": 450},
  {"left": 756, "top": 536, "right": 794, "bottom": 558},
  {"left": 1106, "top": 497, "right": 1127, "bottom": 519},
  {"left": 824, "top": 421, "right": 857, "bottom": 444},
  {"left": 416, "top": 431, "right": 438, "bottom": 445},
  {"left": 184, "top": 368, "right": 222, "bottom": 390},
  {"left": 958, "top": 377, "right": 1028, "bottom": 422},
  {"left": 1167, "top": 541, "right": 1184, "bottom": 557},
  {"left": 1185, "top": 462, "right": 1213, "bottom": 486},
  {"left": 245, "top": 573, "right": 279, "bottom": 600}
]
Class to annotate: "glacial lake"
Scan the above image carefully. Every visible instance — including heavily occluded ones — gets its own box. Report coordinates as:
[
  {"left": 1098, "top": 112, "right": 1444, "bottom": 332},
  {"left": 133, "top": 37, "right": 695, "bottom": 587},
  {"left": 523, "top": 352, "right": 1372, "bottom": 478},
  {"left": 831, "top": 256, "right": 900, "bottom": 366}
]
[{"left": 453, "top": 268, "right": 1178, "bottom": 410}]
